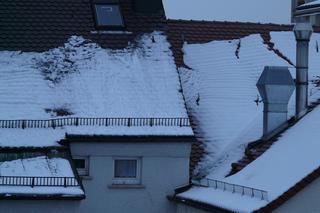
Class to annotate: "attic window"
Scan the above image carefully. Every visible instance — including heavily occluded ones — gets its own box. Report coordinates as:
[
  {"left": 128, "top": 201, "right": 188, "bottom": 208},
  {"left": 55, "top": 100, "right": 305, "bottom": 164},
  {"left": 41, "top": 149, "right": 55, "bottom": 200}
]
[{"left": 94, "top": 4, "right": 124, "bottom": 28}]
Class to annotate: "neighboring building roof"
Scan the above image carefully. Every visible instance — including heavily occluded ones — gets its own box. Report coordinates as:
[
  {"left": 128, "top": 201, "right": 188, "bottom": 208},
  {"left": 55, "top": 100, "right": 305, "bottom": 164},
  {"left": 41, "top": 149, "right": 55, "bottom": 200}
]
[
  {"left": 0, "top": 156, "right": 84, "bottom": 199},
  {"left": 297, "top": 0, "right": 320, "bottom": 9},
  {"left": 167, "top": 19, "right": 292, "bottom": 68},
  {"left": 169, "top": 19, "right": 320, "bottom": 212},
  {"left": 167, "top": 20, "right": 295, "bottom": 178},
  {"left": 0, "top": 0, "right": 165, "bottom": 51}
]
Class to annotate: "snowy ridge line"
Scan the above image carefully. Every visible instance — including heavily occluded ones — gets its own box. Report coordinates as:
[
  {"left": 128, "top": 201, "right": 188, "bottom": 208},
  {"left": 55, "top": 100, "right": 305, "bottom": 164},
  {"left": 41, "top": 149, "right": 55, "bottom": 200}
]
[
  {"left": 0, "top": 117, "right": 191, "bottom": 129},
  {"left": 193, "top": 178, "right": 268, "bottom": 201},
  {"left": 0, "top": 176, "right": 79, "bottom": 188}
]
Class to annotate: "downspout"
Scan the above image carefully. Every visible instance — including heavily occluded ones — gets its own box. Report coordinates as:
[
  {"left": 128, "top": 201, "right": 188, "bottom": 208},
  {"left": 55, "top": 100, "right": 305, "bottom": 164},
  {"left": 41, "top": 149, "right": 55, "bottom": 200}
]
[{"left": 294, "top": 22, "right": 313, "bottom": 119}]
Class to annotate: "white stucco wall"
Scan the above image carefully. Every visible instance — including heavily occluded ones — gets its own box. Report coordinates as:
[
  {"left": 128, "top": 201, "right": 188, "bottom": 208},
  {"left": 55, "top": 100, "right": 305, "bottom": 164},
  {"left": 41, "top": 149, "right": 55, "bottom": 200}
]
[
  {"left": 177, "top": 203, "right": 211, "bottom": 213},
  {"left": 0, "top": 200, "right": 81, "bottom": 213},
  {"left": 70, "top": 140, "right": 192, "bottom": 213},
  {"left": 273, "top": 176, "right": 320, "bottom": 213}
]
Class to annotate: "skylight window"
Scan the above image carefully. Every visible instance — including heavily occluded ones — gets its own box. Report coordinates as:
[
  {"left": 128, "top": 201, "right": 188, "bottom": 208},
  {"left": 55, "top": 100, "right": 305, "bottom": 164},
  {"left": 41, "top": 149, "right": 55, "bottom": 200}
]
[{"left": 94, "top": 4, "right": 124, "bottom": 28}]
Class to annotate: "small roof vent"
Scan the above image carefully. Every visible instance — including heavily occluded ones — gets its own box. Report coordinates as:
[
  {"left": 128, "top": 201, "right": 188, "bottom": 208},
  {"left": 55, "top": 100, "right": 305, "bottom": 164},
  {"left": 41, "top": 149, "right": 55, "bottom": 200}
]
[{"left": 257, "top": 66, "right": 295, "bottom": 140}]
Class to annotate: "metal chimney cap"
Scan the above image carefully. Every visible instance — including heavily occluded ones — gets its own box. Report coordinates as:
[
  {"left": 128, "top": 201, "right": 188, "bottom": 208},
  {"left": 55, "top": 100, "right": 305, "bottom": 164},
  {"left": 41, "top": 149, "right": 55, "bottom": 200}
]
[
  {"left": 256, "top": 66, "right": 295, "bottom": 103},
  {"left": 294, "top": 22, "right": 313, "bottom": 41}
]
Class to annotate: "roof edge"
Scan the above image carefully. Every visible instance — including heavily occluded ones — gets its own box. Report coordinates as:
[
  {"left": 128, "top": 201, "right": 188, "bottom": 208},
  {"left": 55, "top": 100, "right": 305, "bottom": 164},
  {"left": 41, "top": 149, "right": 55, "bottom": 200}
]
[
  {"left": 167, "top": 19, "right": 293, "bottom": 28},
  {"left": 0, "top": 193, "right": 85, "bottom": 200},
  {"left": 169, "top": 194, "right": 231, "bottom": 213},
  {"left": 255, "top": 166, "right": 320, "bottom": 212},
  {"left": 60, "top": 134, "right": 196, "bottom": 144}
]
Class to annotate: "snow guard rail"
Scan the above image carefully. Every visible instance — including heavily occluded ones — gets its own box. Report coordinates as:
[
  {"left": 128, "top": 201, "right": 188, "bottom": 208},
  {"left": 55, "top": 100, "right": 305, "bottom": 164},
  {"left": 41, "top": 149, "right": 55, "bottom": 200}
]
[
  {"left": 0, "top": 176, "right": 79, "bottom": 188},
  {"left": 0, "top": 117, "right": 190, "bottom": 129},
  {"left": 193, "top": 178, "right": 269, "bottom": 201}
]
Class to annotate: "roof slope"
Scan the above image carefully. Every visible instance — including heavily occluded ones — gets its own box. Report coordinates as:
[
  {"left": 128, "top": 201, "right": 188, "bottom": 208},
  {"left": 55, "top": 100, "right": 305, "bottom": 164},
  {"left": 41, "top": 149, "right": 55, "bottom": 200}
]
[
  {"left": 167, "top": 19, "right": 292, "bottom": 67},
  {"left": 0, "top": 0, "right": 165, "bottom": 51},
  {"left": 167, "top": 20, "right": 294, "bottom": 175},
  {"left": 0, "top": 2, "right": 193, "bottom": 147},
  {"left": 172, "top": 20, "right": 320, "bottom": 212},
  {"left": 0, "top": 156, "right": 84, "bottom": 198}
]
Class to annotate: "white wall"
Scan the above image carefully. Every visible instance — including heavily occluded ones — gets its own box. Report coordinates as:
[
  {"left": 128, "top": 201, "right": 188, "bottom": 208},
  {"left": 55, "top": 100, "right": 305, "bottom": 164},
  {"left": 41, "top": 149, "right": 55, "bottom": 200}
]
[
  {"left": 177, "top": 203, "right": 211, "bottom": 213},
  {"left": 71, "top": 141, "right": 192, "bottom": 213},
  {"left": 0, "top": 200, "right": 81, "bottom": 213}
]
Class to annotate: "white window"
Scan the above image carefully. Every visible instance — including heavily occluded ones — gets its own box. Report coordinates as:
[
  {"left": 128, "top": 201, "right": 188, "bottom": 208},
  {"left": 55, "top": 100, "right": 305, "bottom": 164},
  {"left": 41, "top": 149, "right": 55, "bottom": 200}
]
[
  {"left": 113, "top": 158, "right": 141, "bottom": 185},
  {"left": 73, "top": 156, "right": 89, "bottom": 176}
]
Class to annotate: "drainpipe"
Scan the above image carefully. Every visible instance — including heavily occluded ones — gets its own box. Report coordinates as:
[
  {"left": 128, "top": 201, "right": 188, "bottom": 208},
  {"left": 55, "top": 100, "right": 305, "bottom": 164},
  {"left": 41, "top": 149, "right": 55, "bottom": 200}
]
[
  {"left": 292, "top": 0, "right": 297, "bottom": 23},
  {"left": 294, "top": 22, "right": 313, "bottom": 119}
]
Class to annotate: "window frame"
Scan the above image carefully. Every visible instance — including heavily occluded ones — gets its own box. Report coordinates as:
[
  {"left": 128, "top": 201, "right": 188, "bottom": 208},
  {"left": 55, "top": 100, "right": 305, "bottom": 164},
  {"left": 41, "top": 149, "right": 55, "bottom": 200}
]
[
  {"left": 73, "top": 156, "right": 90, "bottom": 177},
  {"left": 112, "top": 157, "right": 141, "bottom": 185},
  {"left": 92, "top": 2, "right": 125, "bottom": 30}
]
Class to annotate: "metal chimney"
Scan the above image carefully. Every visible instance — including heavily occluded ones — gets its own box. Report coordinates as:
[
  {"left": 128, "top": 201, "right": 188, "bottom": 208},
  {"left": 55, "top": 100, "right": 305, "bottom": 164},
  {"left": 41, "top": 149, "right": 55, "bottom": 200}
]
[
  {"left": 257, "top": 66, "right": 295, "bottom": 140},
  {"left": 294, "top": 22, "right": 313, "bottom": 119}
]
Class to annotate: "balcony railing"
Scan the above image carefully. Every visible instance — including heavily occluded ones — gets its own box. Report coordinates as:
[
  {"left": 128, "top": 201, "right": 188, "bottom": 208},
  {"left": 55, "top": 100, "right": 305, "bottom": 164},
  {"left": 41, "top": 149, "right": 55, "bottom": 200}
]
[
  {"left": 193, "top": 178, "right": 269, "bottom": 201},
  {"left": 0, "top": 176, "right": 79, "bottom": 188},
  {"left": 0, "top": 117, "right": 190, "bottom": 129}
]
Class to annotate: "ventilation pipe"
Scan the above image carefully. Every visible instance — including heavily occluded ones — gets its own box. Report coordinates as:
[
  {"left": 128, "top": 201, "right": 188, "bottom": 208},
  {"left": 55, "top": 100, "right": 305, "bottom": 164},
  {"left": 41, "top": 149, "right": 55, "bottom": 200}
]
[
  {"left": 294, "top": 22, "right": 313, "bottom": 119},
  {"left": 257, "top": 66, "right": 295, "bottom": 140},
  {"left": 134, "top": 0, "right": 164, "bottom": 13}
]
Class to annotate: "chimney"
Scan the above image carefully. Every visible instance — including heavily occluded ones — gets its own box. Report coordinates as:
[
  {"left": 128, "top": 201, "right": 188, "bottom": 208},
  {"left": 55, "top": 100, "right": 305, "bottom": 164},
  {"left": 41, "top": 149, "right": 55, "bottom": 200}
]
[
  {"left": 133, "top": 0, "right": 164, "bottom": 14},
  {"left": 256, "top": 66, "right": 295, "bottom": 140},
  {"left": 294, "top": 22, "right": 313, "bottom": 119}
]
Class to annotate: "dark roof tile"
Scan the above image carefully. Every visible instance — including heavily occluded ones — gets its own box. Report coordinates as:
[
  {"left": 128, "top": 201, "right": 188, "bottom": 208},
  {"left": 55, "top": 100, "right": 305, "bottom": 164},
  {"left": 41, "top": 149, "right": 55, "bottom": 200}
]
[{"left": 0, "top": 0, "right": 165, "bottom": 52}]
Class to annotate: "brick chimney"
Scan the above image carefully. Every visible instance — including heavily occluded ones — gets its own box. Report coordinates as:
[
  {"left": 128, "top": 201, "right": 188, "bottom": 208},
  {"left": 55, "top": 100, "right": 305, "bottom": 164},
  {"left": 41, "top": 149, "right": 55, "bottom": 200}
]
[{"left": 133, "top": 0, "right": 164, "bottom": 13}]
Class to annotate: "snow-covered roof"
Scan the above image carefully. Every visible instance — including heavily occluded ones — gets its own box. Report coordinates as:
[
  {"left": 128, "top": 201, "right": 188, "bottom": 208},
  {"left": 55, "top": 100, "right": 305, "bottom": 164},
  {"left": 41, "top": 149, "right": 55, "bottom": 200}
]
[
  {"left": 0, "top": 156, "right": 84, "bottom": 198},
  {"left": 176, "top": 30, "right": 320, "bottom": 212},
  {"left": 180, "top": 31, "right": 320, "bottom": 178},
  {"left": 298, "top": 0, "right": 320, "bottom": 8},
  {"left": 0, "top": 33, "right": 186, "bottom": 119},
  {"left": 0, "top": 32, "right": 193, "bottom": 147},
  {"left": 178, "top": 103, "right": 320, "bottom": 212}
]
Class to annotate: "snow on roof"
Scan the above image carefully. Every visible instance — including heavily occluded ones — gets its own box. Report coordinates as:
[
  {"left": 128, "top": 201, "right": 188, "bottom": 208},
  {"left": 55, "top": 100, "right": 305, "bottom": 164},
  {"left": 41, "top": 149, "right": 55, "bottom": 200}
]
[
  {"left": 298, "top": 0, "right": 320, "bottom": 8},
  {"left": 177, "top": 186, "right": 268, "bottom": 213},
  {"left": 0, "top": 126, "right": 193, "bottom": 148},
  {"left": 0, "top": 156, "right": 84, "bottom": 196},
  {"left": 0, "top": 129, "right": 65, "bottom": 147},
  {"left": 178, "top": 31, "right": 320, "bottom": 212},
  {"left": 180, "top": 32, "right": 320, "bottom": 179},
  {"left": 0, "top": 32, "right": 186, "bottom": 119},
  {"left": 180, "top": 34, "right": 288, "bottom": 178}
]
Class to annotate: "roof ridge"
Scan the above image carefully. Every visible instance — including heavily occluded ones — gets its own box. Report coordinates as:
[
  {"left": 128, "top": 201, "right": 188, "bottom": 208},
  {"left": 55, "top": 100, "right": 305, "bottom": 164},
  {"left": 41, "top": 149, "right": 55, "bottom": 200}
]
[{"left": 167, "top": 19, "right": 293, "bottom": 27}]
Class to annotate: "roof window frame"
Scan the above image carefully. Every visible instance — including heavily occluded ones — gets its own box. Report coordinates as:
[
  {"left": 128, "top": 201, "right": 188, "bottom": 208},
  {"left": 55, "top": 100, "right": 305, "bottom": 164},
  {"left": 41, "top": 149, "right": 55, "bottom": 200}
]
[{"left": 91, "top": 0, "right": 126, "bottom": 30}]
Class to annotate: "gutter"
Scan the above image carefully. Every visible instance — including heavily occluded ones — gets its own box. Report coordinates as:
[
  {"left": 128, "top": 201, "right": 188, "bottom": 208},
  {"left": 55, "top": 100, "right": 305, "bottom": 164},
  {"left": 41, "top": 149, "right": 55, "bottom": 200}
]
[{"left": 168, "top": 184, "right": 231, "bottom": 213}]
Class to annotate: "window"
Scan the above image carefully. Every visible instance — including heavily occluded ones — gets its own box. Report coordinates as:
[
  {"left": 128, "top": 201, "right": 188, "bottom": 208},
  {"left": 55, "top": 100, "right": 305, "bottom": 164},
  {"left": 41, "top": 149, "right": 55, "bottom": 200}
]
[
  {"left": 94, "top": 4, "right": 124, "bottom": 28},
  {"left": 73, "top": 157, "right": 89, "bottom": 176},
  {"left": 113, "top": 158, "right": 141, "bottom": 185}
]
